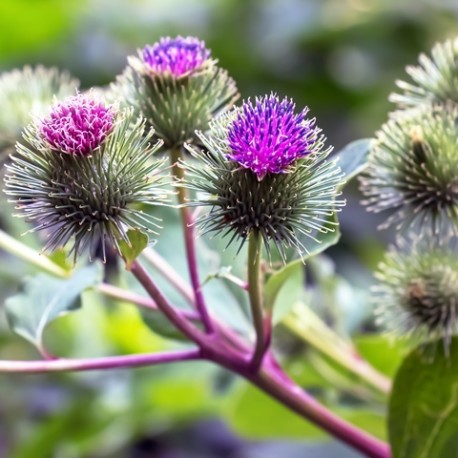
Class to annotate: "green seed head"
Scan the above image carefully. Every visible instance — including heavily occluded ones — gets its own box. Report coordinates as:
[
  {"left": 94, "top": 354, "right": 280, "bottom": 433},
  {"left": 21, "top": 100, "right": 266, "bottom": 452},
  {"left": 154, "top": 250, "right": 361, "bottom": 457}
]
[
  {"left": 374, "top": 242, "right": 458, "bottom": 348},
  {"left": 360, "top": 104, "right": 458, "bottom": 237},
  {"left": 0, "top": 66, "right": 79, "bottom": 157},
  {"left": 390, "top": 37, "right": 458, "bottom": 109}
]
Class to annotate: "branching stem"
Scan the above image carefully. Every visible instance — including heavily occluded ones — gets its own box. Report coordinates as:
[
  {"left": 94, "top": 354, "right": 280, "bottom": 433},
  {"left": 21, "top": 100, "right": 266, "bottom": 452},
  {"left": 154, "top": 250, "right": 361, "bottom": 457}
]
[{"left": 0, "top": 349, "right": 201, "bottom": 374}]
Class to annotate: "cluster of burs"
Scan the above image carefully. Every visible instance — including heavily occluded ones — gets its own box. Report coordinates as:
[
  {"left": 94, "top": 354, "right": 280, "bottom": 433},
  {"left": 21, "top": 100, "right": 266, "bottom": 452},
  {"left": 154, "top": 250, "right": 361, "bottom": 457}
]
[
  {"left": 0, "top": 35, "right": 457, "bottom": 350},
  {"left": 359, "top": 38, "right": 458, "bottom": 350},
  {"left": 0, "top": 36, "right": 344, "bottom": 262}
]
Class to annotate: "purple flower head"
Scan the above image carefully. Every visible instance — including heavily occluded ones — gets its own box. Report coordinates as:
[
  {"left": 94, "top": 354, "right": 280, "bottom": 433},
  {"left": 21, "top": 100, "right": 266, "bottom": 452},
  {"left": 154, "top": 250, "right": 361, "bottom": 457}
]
[
  {"left": 40, "top": 94, "right": 115, "bottom": 155},
  {"left": 227, "top": 94, "right": 318, "bottom": 180},
  {"left": 142, "top": 36, "right": 211, "bottom": 77}
]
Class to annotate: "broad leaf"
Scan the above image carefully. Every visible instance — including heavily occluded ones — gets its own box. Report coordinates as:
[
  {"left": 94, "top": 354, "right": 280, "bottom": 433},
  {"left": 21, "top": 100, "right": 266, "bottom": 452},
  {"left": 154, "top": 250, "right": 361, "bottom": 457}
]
[
  {"left": 118, "top": 229, "right": 149, "bottom": 270},
  {"left": 334, "top": 138, "right": 372, "bottom": 187},
  {"left": 5, "top": 262, "right": 103, "bottom": 350},
  {"left": 354, "top": 334, "right": 408, "bottom": 378},
  {"left": 140, "top": 308, "right": 189, "bottom": 341},
  {"left": 291, "top": 139, "right": 372, "bottom": 260},
  {"left": 225, "top": 381, "right": 386, "bottom": 440},
  {"left": 389, "top": 338, "right": 458, "bottom": 458},
  {"left": 264, "top": 259, "right": 304, "bottom": 323}
]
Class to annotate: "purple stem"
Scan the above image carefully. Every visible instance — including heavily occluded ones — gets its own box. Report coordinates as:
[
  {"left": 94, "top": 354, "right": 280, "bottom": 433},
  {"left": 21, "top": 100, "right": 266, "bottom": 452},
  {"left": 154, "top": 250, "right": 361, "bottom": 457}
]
[
  {"left": 97, "top": 282, "right": 199, "bottom": 321},
  {"left": 170, "top": 148, "right": 214, "bottom": 333},
  {"left": 130, "top": 260, "right": 256, "bottom": 374},
  {"left": 248, "top": 357, "right": 391, "bottom": 458},
  {"left": 0, "top": 349, "right": 201, "bottom": 374},
  {"left": 129, "top": 262, "right": 391, "bottom": 457}
]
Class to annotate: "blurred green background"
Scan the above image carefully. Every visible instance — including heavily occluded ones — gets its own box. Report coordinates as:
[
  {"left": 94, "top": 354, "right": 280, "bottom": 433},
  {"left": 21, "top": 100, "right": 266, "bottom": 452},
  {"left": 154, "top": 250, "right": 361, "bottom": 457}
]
[{"left": 0, "top": 1, "right": 456, "bottom": 457}]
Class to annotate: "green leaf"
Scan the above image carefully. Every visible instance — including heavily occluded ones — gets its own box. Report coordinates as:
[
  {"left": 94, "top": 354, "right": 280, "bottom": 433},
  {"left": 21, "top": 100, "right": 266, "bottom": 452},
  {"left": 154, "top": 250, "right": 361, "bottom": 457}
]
[
  {"left": 334, "top": 138, "right": 372, "bottom": 187},
  {"left": 138, "top": 206, "right": 252, "bottom": 336},
  {"left": 140, "top": 308, "right": 189, "bottom": 341},
  {"left": 264, "top": 259, "right": 304, "bottom": 323},
  {"left": 5, "top": 262, "right": 103, "bottom": 350},
  {"left": 225, "top": 382, "right": 324, "bottom": 439},
  {"left": 354, "top": 334, "right": 408, "bottom": 378},
  {"left": 285, "top": 139, "right": 372, "bottom": 261},
  {"left": 388, "top": 338, "right": 458, "bottom": 458},
  {"left": 118, "top": 229, "right": 149, "bottom": 270},
  {"left": 224, "top": 381, "right": 386, "bottom": 440}
]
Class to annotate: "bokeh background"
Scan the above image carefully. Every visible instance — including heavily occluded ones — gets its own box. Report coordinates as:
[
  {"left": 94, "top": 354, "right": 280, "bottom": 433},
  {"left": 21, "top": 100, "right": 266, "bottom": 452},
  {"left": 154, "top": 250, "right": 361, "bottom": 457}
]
[{"left": 0, "top": 1, "right": 456, "bottom": 457}]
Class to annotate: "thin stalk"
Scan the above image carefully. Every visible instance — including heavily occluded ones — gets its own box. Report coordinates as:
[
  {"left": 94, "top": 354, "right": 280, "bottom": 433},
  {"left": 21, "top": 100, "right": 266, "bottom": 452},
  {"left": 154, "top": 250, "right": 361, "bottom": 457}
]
[
  {"left": 247, "top": 232, "right": 267, "bottom": 370},
  {"left": 129, "top": 259, "right": 253, "bottom": 374},
  {"left": 0, "top": 229, "right": 69, "bottom": 278},
  {"left": 283, "top": 307, "right": 391, "bottom": 395},
  {"left": 97, "top": 282, "right": 199, "bottom": 321},
  {"left": 170, "top": 147, "right": 214, "bottom": 333},
  {"left": 142, "top": 246, "right": 194, "bottom": 305},
  {"left": 251, "top": 360, "right": 392, "bottom": 458},
  {"left": 130, "top": 260, "right": 208, "bottom": 346},
  {"left": 0, "top": 348, "right": 201, "bottom": 374}
]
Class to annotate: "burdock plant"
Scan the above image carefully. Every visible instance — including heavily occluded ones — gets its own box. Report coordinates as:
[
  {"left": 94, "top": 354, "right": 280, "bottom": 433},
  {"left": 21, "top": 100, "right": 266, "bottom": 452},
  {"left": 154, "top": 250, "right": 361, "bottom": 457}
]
[{"left": 3, "top": 34, "right": 458, "bottom": 458}]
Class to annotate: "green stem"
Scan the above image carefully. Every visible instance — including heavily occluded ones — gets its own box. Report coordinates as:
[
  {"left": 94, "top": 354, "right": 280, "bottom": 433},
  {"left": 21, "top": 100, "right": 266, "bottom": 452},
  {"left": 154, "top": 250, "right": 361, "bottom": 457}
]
[
  {"left": 0, "top": 229, "right": 201, "bottom": 321},
  {"left": 283, "top": 306, "right": 391, "bottom": 395},
  {"left": 0, "top": 229, "right": 69, "bottom": 278},
  {"left": 170, "top": 147, "right": 214, "bottom": 333},
  {"left": 248, "top": 232, "right": 267, "bottom": 370}
]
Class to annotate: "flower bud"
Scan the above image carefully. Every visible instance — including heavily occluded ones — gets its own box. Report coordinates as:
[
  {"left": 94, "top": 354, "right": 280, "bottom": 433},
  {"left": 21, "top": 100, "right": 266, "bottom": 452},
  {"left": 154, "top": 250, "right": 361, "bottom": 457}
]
[
  {"left": 4, "top": 94, "right": 168, "bottom": 262},
  {"left": 185, "top": 94, "right": 344, "bottom": 259},
  {"left": 111, "top": 36, "right": 238, "bottom": 149}
]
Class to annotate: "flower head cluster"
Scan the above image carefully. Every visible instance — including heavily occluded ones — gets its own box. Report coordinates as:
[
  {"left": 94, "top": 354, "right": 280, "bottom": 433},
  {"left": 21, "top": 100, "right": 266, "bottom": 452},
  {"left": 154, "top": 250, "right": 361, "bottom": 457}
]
[
  {"left": 142, "top": 36, "right": 210, "bottom": 77},
  {"left": 0, "top": 66, "right": 78, "bottom": 156},
  {"left": 359, "top": 104, "right": 458, "bottom": 237},
  {"left": 5, "top": 94, "right": 168, "bottom": 262},
  {"left": 390, "top": 37, "right": 458, "bottom": 109},
  {"left": 227, "top": 95, "right": 318, "bottom": 180},
  {"left": 111, "top": 36, "right": 238, "bottom": 149},
  {"left": 374, "top": 241, "right": 458, "bottom": 350},
  {"left": 185, "top": 96, "right": 344, "bottom": 259},
  {"left": 40, "top": 95, "right": 115, "bottom": 155}
]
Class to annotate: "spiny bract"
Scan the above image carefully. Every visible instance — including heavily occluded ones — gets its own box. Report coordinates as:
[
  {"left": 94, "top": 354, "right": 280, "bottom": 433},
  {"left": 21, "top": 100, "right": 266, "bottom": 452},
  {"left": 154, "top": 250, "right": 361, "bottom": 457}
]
[
  {"left": 4, "top": 94, "right": 168, "bottom": 262},
  {"left": 111, "top": 36, "right": 238, "bottom": 149},
  {"left": 390, "top": 37, "right": 458, "bottom": 109},
  {"left": 185, "top": 98, "right": 345, "bottom": 260}
]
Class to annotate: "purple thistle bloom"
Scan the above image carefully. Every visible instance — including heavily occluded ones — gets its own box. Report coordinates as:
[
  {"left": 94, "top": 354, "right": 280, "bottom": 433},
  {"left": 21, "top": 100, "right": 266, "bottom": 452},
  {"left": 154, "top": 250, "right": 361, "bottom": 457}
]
[
  {"left": 40, "top": 95, "right": 115, "bottom": 155},
  {"left": 227, "top": 94, "right": 318, "bottom": 180},
  {"left": 142, "top": 36, "right": 211, "bottom": 77}
]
